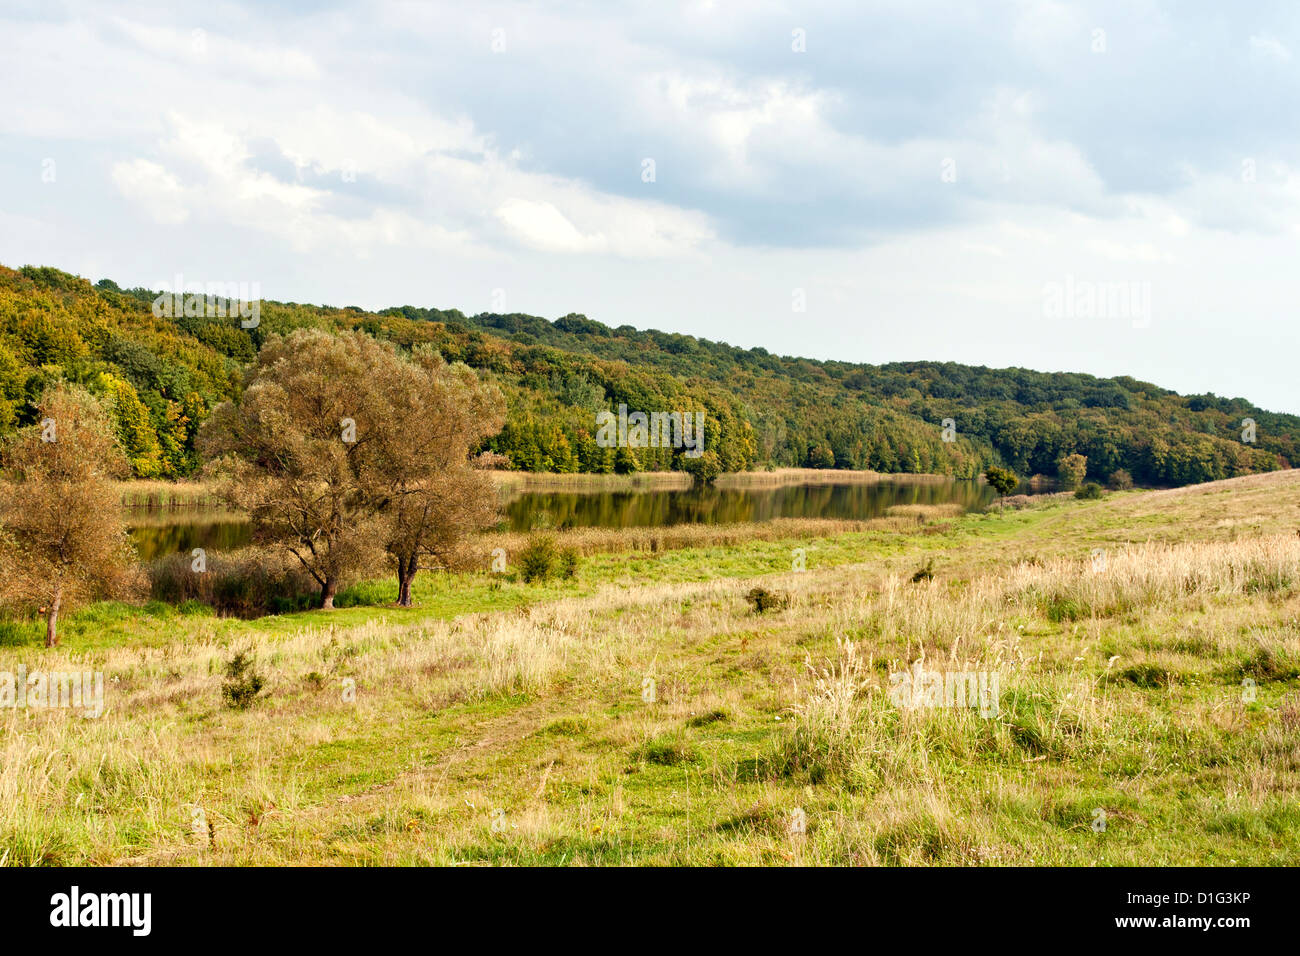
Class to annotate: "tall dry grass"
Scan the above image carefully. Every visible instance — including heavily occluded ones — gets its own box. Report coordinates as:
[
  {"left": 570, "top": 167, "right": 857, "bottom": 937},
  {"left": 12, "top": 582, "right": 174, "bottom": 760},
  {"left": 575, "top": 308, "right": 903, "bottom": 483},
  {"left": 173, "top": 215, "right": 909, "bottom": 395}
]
[
  {"left": 114, "top": 480, "right": 223, "bottom": 509},
  {"left": 479, "top": 508, "right": 959, "bottom": 560},
  {"left": 489, "top": 471, "right": 692, "bottom": 493},
  {"left": 3, "top": 513, "right": 1298, "bottom": 864},
  {"left": 714, "top": 468, "right": 952, "bottom": 489}
]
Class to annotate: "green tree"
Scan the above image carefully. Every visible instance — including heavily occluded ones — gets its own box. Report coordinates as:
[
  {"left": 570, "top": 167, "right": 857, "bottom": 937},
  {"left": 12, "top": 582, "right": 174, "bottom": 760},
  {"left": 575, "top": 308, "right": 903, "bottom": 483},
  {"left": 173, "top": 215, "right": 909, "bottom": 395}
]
[
  {"left": 614, "top": 446, "right": 640, "bottom": 474},
  {"left": 681, "top": 450, "right": 723, "bottom": 486},
  {"left": 984, "top": 465, "right": 1018, "bottom": 512}
]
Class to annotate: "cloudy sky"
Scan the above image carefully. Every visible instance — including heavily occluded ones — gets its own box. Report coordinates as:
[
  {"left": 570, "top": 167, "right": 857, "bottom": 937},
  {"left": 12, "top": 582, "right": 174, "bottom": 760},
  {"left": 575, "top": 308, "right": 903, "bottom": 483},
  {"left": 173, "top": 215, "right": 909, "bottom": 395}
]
[{"left": 2, "top": 0, "right": 1297, "bottom": 412}]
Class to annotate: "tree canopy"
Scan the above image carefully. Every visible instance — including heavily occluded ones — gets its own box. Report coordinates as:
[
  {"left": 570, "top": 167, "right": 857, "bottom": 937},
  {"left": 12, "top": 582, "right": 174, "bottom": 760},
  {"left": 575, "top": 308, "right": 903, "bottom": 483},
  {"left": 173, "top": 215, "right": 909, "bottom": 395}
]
[{"left": 2, "top": 263, "right": 1293, "bottom": 489}]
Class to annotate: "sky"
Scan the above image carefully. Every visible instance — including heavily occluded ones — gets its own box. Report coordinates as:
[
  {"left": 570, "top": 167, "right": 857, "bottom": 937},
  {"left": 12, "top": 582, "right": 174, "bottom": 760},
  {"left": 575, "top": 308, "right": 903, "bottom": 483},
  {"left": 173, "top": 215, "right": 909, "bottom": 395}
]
[{"left": 1, "top": 0, "right": 1298, "bottom": 413}]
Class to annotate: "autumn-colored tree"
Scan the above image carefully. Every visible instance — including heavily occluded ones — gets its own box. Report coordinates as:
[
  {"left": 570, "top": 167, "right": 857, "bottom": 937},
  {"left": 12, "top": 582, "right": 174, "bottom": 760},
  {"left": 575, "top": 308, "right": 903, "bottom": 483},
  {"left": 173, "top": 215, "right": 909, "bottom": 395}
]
[
  {"left": 1057, "top": 453, "right": 1088, "bottom": 490},
  {"left": 0, "top": 385, "right": 141, "bottom": 646},
  {"left": 368, "top": 347, "right": 505, "bottom": 606},
  {"left": 200, "top": 332, "right": 505, "bottom": 609},
  {"left": 198, "top": 330, "right": 393, "bottom": 609}
]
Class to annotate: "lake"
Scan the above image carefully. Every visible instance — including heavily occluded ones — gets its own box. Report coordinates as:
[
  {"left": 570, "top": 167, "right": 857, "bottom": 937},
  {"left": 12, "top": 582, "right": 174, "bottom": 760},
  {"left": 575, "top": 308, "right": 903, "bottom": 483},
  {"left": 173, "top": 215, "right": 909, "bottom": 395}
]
[{"left": 127, "top": 477, "right": 1003, "bottom": 560}]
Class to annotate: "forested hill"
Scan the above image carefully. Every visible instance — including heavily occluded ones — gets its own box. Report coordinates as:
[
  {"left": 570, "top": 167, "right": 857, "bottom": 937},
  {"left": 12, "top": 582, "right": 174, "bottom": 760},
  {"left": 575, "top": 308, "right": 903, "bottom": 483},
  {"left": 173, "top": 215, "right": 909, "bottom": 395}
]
[{"left": 1, "top": 263, "right": 1294, "bottom": 485}]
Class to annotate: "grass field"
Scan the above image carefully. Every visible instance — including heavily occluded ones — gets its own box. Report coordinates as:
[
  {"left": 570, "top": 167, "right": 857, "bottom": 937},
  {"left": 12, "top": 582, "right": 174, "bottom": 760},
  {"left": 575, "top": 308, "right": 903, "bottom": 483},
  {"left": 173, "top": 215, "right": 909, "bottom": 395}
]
[{"left": 5, "top": 472, "right": 1300, "bottom": 865}]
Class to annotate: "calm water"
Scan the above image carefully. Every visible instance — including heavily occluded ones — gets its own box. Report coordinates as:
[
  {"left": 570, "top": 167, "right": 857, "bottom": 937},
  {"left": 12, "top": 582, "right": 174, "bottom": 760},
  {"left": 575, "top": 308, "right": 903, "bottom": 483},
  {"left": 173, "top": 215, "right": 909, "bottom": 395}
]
[{"left": 128, "top": 477, "right": 1001, "bottom": 559}]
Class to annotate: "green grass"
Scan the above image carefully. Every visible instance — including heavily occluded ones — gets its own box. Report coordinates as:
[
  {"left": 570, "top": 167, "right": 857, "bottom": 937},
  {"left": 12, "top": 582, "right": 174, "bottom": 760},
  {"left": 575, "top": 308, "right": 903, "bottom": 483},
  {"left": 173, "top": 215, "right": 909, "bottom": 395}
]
[{"left": 3, "top": 472, "right": 1300, "bottom": 865}]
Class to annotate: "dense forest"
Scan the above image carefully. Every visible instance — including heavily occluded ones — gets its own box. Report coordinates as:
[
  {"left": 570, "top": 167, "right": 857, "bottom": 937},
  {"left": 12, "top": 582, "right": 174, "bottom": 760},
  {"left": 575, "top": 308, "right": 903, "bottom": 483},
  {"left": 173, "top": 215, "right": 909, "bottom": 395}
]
[{"left": 0, "top": 263, "right": 1293, "bottom": 486}]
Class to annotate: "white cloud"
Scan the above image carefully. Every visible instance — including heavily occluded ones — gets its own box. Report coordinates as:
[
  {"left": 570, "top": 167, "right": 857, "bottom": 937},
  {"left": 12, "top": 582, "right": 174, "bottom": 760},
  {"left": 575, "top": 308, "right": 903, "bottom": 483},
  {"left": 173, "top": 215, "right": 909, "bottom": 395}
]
[
  {"left": 4, "top": 0, "right": 1300, "bottom": 414},
  {"left": 497, "top": 198, "right": 595, "bottom": 252},
  {"left": 110, "top": 159, "right": 190, "bottom": 225},
  {"left": 1249, "top": 33, "right": 1290, "bottom": 61}
]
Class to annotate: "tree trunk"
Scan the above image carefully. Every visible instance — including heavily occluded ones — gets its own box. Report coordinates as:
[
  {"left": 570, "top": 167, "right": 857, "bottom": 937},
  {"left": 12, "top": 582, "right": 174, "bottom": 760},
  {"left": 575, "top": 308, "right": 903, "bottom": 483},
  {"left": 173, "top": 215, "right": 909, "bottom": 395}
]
[
  {"left": 321, "top": 577, "right": 338, "bottom": 610},
  {"left": 45, "top": 586, "right": 62, "bottom": 648},
  {"left": 397, "top": 556, "right": 416, "bottom": 607}
]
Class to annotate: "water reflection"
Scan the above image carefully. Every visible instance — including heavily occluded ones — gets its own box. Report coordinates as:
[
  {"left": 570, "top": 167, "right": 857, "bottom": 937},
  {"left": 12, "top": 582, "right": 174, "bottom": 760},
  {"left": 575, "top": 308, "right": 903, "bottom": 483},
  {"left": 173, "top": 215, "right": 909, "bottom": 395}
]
[
  {"left": 128, "top": 516, "right": 253, "bottom": 562},
  {"left": 128, "top": 478, "right": 1002, "bottom": 558},
  {"left": 506, "top": 479, "right": 997, "bottom": 531}
]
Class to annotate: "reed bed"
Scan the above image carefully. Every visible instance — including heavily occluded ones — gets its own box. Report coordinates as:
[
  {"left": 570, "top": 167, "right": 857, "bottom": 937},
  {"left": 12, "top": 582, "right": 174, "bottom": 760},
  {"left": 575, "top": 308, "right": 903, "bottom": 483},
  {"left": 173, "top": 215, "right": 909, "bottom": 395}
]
[
  {"left": 713, "top": 468, "right": 953, "bottom": 489},
  {"left": 114, "top": 480, "right": 223, "bottom": 510},
  {"left": 479, "top": 508, "right": 957, "bottom": 559},
  {"left": 489, "top": 471, "right": 692, "bottom": 493}
]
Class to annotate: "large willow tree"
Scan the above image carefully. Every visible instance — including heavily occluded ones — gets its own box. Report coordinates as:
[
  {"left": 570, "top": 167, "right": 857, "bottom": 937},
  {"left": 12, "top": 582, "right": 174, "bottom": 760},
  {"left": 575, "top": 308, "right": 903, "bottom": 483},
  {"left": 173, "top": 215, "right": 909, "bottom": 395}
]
[
  {"left": 371, "top": 346, "right": 504, "bottom": 605},
  {"left": 200, "top": 330, "right": 503, "bottom": 609}
]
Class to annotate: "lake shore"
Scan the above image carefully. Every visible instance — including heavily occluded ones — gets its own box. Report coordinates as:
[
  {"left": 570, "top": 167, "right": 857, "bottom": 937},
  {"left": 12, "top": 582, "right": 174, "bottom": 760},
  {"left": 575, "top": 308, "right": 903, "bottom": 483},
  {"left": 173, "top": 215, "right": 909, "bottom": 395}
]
[{"left": 116, "top": 467, "right": 977, "bottom": 507}]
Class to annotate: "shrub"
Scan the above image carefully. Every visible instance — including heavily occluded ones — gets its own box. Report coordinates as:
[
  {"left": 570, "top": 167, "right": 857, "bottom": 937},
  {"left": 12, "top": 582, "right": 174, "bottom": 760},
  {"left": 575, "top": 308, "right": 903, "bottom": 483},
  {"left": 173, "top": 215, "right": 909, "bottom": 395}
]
[
  {"left": 1108, "top": 469, "right": 1133, "bottom": 490},
  {"left": 148, "top": 547, "right": 321, "bottom": 618},
  {"left": 558, "top": 546, "right": 579, "bottom": 580},
  {"left": 745, "top": 586, "right": 788, "bottom": 613},
  {"left": 1074, "top": 482, "right": 1104, "bottom": 500},
  {"left": 680, "top": 450, "right": 723, "bottom": 486},
  {"left": 221, "top": 650, "right": 265, "bottom": 710},
  {"left": 518, "top": 536, "right": 559, "bottom": 583},
  {"left": 910, "top": 558, "right": 935, "bottom": 583}
]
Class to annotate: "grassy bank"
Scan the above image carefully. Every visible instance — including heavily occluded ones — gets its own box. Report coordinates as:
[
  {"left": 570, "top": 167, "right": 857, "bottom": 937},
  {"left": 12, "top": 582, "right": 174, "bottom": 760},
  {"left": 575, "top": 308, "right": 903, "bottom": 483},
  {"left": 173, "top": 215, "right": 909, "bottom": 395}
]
[{"left": 4, "top": 472, "right": 1299, "bottom": 865}]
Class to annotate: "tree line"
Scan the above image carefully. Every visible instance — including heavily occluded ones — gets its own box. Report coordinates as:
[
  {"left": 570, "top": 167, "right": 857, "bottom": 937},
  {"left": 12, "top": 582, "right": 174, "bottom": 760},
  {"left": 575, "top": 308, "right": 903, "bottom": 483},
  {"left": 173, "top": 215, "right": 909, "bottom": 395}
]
[{"left": 1, "top": 263, "right": 1293, "bottom": 489}]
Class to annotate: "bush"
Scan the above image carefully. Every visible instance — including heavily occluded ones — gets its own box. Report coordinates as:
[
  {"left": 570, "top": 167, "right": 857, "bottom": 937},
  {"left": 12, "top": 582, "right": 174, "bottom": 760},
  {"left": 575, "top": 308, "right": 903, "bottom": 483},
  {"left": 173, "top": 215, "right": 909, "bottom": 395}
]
[
  {"left": 910, "top": 558, "right": 935, "bottom": 583},
  {"left": 221, "top": 650, "right": 265, "bottom": 710},
  {"left": 1074, "top": 482, "right": 1104, "bottom": 500},
  {"left": 558, "top": 546, "right": 579, "bottom": 580},
  {"left": 518, "top": 536, "right": 558, "bottom": 583},
  {"left": 680, "top": 450, "right": 723, "bottom": 486},
  {"left": 1108, "top": 469, "right": 1133, "bottom": 490},
  {"left": 745, "top": 587, "right": 788, "bottom": 613},
  {"left": 613, "top": 447, "right": 640, "bottom": 475},
  {"left": 148, "top": 547, "right": 320, "bottom": 618}
]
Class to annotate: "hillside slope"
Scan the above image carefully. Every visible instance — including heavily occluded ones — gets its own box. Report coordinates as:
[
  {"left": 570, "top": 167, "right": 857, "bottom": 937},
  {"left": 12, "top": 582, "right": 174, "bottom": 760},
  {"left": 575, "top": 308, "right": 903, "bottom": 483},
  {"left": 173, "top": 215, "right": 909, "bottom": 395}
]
[{"left": 0, "top": 263, "right": 1293, "bottom": 484}]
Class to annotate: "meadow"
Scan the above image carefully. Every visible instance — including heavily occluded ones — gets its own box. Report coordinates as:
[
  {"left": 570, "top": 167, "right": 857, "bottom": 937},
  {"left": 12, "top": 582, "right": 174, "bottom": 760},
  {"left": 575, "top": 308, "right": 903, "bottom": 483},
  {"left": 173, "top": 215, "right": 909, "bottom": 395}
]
[{"left": 3, "top": 471, "right": 1299, "bottom": 865}]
